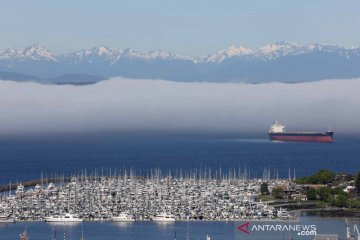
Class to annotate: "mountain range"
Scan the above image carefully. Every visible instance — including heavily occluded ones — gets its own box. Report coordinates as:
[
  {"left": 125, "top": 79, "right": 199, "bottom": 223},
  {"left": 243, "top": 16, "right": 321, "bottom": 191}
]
[{"left": 0, "top": 42, "right": 359, "bottom": 84}]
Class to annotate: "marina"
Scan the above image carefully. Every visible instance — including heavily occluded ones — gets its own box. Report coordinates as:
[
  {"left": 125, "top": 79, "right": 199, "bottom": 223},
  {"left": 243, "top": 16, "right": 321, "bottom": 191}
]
[{"left": 0, "top": 171, "right": 292, "bottom": 222}]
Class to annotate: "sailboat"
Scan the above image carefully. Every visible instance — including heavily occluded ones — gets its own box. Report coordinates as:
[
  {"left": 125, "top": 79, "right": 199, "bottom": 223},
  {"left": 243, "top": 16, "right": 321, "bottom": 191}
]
[
  {"left": 81, "top": 222, "right": 85, "bottom": 240},
  {"left": 19, "top": 229, "right": 29, "bottom": 240}
]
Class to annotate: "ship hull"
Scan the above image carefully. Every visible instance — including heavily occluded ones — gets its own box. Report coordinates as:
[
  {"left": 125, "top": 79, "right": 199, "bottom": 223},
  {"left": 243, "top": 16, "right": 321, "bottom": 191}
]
[
  {"left": 44, "top": 218, "right": 83, "bottom": 222},
  {"left": 269, "top": 132, "right": 333, "bottom": 142}
]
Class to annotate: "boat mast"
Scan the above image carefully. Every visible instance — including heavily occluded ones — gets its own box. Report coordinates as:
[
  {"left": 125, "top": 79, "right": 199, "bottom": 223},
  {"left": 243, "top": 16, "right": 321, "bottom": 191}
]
[{"left": 81, "top": 222, "right": 84, "bottom": 240}]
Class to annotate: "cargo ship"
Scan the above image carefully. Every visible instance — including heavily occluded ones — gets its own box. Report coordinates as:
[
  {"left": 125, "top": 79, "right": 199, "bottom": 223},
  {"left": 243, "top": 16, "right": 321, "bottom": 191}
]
[{"left": 268, "top": 121, "right": 334, "bottom": 142}]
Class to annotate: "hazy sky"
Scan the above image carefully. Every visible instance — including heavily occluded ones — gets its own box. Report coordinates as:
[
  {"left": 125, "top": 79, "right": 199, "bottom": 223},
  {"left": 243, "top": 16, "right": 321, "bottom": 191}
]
[
  {"left": 0, "top": 1, "right": 359, "bottom": 55},
  {"left": 0, "top": 78, "right": 359, "bottom": 136}
]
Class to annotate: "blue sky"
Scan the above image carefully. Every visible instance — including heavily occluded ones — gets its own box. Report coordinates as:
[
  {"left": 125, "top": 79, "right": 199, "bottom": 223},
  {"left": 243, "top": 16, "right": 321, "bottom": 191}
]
[{"left": 0, "top": 0, "right": 359, "bottom": 55}]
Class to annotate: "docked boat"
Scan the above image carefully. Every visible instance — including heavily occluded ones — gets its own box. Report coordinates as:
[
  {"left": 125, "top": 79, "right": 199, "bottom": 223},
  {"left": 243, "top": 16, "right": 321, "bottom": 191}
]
[
  {"left": 269, "top": 121, "right": 333, "bottom": 142},
  {"left": 276, "top": 208, "right": 290, "bottom": 219},
  {"left": 152, "top": 213, "right": 176, "bottom": 222},
  {"left": 111, "top": 212, "right": 135, "bottom": 222},
  {"left": 16, "top": 184, "right": 25, "bottom": 195},
  {"left": 0, "top": 214, "right": 15, "bottom": 223},
  {"left": 44, "top": 213, "right": 83, "bottom": 222}
]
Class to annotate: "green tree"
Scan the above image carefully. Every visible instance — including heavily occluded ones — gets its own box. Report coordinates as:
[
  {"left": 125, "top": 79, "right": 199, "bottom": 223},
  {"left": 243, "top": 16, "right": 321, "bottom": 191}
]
[
  {"left": 331, "top": 187, "right": 348, "bottom": 197},
  {"left": 316, "top": 187, "right": 331, "bottom": 201},
  {"left": 335, "top": 195, "right": 348, "bottom": 208},
  {"left": 311, "top": 170, "right": 336, "bottom": 184},
  {"left": 260, "top": 182, "right": 270, "bottom": 195},
  {"left": 272, "top": 187, "right": 284, "bottom": 199},
  {"left": 347, "top": 199, "right": 359, "bottom": 208},
  {"left": 306, "top": 188, "right": 317, "bottom": 200},
  {"left": 295, "top": 170, "right": 335, "bottom": 184}
]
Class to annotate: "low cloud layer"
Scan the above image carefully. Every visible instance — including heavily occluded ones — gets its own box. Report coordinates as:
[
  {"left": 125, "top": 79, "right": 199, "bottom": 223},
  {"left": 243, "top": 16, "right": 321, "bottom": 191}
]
[{"left": 0, "top": 78, "right": 359, "bottom": 135}]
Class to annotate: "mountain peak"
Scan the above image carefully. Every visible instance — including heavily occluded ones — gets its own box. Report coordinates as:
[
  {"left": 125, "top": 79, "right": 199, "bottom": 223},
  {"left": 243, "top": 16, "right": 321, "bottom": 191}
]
[
  {"left": 304, "top": 43, "right": 342, "bottom": 52},
  {"left": 257, "top": 41, "right": 301, "bottom": 59},
  {"left": 0, "top": 44, "right": 57, "bottom": 61},
  {"left": 203, "top": 44, "right": 253, "bottom": 63},
  {"left": 65, "top": 46, "right": 119, "bottom": 63},
  {"left": 225, "top": 45, "right": 253, "bottom": 56},
  {"left": 92, "top": 46, "right": 112, "bottom": 56},
  {"left": 113, "top": 48, "right": 189, "bottom": 61},
  {"left": 24, "top": 44, "right": 56, "bottom": 60},
  {"left": 256, "top": 42, "right": 347, "bottom": 59}
]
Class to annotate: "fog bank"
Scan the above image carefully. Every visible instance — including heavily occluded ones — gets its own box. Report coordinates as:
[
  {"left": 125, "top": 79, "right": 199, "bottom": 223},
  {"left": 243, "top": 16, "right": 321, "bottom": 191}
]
[{"left": 0, "top": 78, "right": 359, "bottom": 135}]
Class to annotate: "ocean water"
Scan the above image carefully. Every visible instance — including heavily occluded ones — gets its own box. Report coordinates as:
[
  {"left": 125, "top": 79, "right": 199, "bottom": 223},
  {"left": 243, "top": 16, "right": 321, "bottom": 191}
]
[
  {"left": 0, "top": 133, "right": 359, "bottom": 185},
  {"left": 0, "top": 217, "right": 359, "bottom": 240}
]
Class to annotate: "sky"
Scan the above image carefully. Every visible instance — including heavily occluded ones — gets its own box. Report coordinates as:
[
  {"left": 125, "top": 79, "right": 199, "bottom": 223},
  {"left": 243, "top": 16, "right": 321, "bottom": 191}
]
[
  {"left": 0, "top": 78, "right": 359, "bottom": 136},
  {"left": 0, "top": 0, "right": 359, "bottom": 56}
]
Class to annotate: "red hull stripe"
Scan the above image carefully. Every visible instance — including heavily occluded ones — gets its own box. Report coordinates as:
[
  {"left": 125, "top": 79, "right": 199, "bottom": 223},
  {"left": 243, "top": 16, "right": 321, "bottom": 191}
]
[{"left": 270, "top": 135, "right": 333, "bottom": 142}]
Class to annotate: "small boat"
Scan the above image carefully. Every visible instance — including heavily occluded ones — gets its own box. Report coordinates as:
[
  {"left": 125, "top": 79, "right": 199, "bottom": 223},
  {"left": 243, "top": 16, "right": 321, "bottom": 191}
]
[
  {"left": 19, "top": 229, "right": 29, "bottom": 240},
  {"left": 276, "top": 208, "right": 290, "bottom": 219},
  {"left": 0, "top": 214, "right": 15, "bottom": 223},
  {"left": 44, "top": 213, "right": 83, "bottom": 222},
  {"left": 152, "top": 213, "right": 176, "bottom": 222},
  {"left": 16, "top": 184, "right": 25, "bottom": 195},
  {"left": 111, "top": 212, "right": 135, "bottom": 222}
]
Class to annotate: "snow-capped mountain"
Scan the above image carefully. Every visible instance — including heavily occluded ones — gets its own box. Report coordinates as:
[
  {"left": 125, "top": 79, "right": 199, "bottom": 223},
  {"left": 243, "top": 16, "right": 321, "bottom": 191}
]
[
  {"left": 198, "top": 41, "right": 356, "bottom": 63},
  {"left": 0, "top": 42, "right": 355, "bottom": 64},
  {"left": 62, "top": 46, "right": 120, "bottom": 64},
  {"left": 66, "top": 46, "right": 117, "bottom": 59},
  {"left": 256, "top": 41, "right": 304, "bottom": 60},
  {"left": 0, "top": 42, "right": 359, "bottom": 83},
  {"left": 0, "top": 44, "right": 57, "bottom": 61},
  {"left": 200, "top": 45, "right": 253, "bottom": 63},
  {"left": 63, "top": 46, "right": 190, "bottom": 65}
]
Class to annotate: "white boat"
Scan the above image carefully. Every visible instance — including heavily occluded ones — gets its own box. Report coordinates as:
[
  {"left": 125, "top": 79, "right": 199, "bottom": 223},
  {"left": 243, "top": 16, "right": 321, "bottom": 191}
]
[
  {"left": 277, "top": 208, "right": 289, "bottom": 219},
  {"left": 44, "top": 213, "right": 83, "bottom": 222},
  {"left": 152, "top": 213, "right": 176, "bottom": 222},
  {"left": 19, "top": 229, "right": 29, "bottom": 240},
  {"left": 0, "top": 214, "right": 15, "bottom": 223},
  {"left": 16, "top": 184, "right": 24, "bottom": 195},
  {"left": 111, "top": 212, "right": 135, "bottom": 222}
]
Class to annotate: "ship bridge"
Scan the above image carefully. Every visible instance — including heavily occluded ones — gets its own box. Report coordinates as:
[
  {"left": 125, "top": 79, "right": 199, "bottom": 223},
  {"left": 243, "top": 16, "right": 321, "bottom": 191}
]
[{"left": 269, "top": 121, "right": 285, "bottom": 133}]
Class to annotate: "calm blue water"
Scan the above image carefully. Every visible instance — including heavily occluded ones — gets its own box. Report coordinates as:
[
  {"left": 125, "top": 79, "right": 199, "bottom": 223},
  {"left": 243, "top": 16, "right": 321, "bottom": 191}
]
[
  {"left": 1, "top": 133, "right": 360, "bottom": 239},
  {"left": 0, "top": 133, "right": 359, "bottom": 184},
  {"left": 0, "top": 217, "right": 358, "bottom": 240}
]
